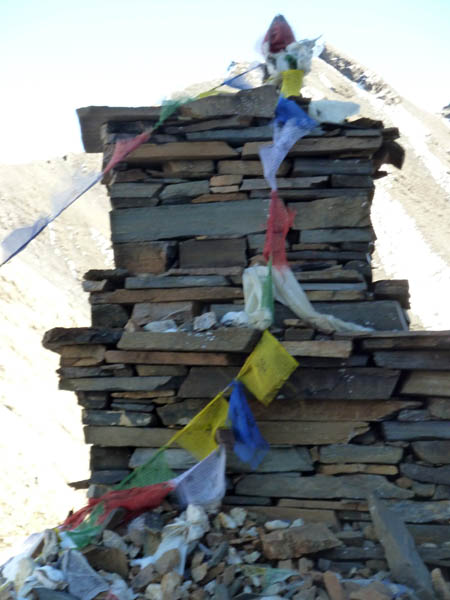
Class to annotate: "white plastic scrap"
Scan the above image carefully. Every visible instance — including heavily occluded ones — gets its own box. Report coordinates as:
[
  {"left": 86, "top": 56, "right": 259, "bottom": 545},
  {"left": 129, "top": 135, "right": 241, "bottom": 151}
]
[
  {"left": 131, "top": 504, "right": 210, "bottom": 575},
  {"left": 61, "top": 549, "right": 109, "bottom": 600},
  {"left": 308, "top": 99, "right": 360, "bottom": 124},
  {"left": 220, "top": 311, "right": 249, "bottom": 328}
]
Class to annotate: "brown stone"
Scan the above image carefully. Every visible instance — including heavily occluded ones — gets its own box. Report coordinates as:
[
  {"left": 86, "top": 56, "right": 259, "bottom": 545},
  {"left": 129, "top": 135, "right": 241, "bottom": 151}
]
[
  {"left": 281, "top": 340, "right": 352, "bottom": 358},
  {"left": 178, "top": 367, "right": 240, "bottom": 398},
  {"left": 117, "top": 329, "right": 258, "bottom": 353},
  {"left": 323, "top": 571, "right": 346, "bottom": 600},
  {"left": 84, "top": 546, "right": 128, "bottom": 579},
  {"left": 91, "top": 286, "right": 243, "bottom": 304},
  {"left": 256, "top": 421, "right": 368, "bottom": 445},
  {"left": 105, "top": 350, "right": 243, "bottom": 366},
  {"left": 319, "top": 464, "right": 398, "bottom": 476},
  {"left": 162, "top": 160, "right": 215, "bottom": 178},
  {"left": 262, "top": 523, "right": 341, "bottom": 559},
  {"left": 401, "top": 371, "right": 450, "bottom": 397},
  {"left": 210, "top": 175, "right": 243, "bottom": 187},
  {"left": 113, "top": 242, "right": 177, "bottom": 274},
  {"left": 217, "top": 159, "right": 290, "bottom": 176},
  {"left": 179, "top": 238, "right": 247, "bottom": 268},
  {"left": 126, "top": 141, "right": 238, "bottom": 164},
  {"left": 192, "top": 192, "right": 248, "bottom": 203},
  {"left": 248, "top": 397, "right": 417, "bottom": 422},
  {"left": 154, "top": 549, "right": 181, "bottom": 575},
  {"left": 59, "top": 345, "right": 106, "bottom": 367},
  {"left": 244, "top": 506, "right": 338, "bottom": 528},
  {"left": 242, "top": 136, "right": 382, "bottom": 158}
]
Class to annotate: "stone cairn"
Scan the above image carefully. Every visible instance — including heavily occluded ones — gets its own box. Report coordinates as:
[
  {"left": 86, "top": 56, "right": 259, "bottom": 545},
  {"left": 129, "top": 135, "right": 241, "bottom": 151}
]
[{"left": 40, "top": 86, "right": 450, "bottom": 596}]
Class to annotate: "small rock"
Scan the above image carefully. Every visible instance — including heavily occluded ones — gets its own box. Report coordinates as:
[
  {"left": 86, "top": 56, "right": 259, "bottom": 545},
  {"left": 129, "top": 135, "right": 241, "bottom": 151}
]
[
  {"left": 194, "top": 312, "right": 217, "bottom": 331},
  {"left": 243, "top": 551, "right": 260, "bottom": 564},
  {"left": 217, "top": 512, "right": 238, "bottom": 530},
  {"left": 290, "top": 518, "right": 305, "bottom": 528},
  {"left": 229, "top": 507, "right": 247, "bottom": 527},
  {"left": 349, "top": 581, "right": 393, "bottom": 599},
  {"left": 298, "top": 557, "right": 314, "bottom": 575},
  {"left": 155, "top": 549, "right": 181, "bottom": 576},
  {"left": 191, "top": 563, "right": 208, "bottom": 583},
  {"left": 264, "top": 520, "right": 290, "bottom": 531},
  {"left": 395, "top": 476, "right": 413, "bottom": 489},
  {"left": 226, "top": 547, "right": 243, "bottom": 565},
  {"left": 191, "top": 551, "right": 205, "bottom": 568},
  {"left": 213, "top": 582, "right": 231, "bottom": 600},
  {"left": 262, "top": 523, "right": 341, "bottom": 560},
  {"left": 323, "top": 570, "right": 346, "bottom": 600},
  {"left": 293, "top": 588, "right": 317, "bottom": 600},
  {"left": 145, "top": 583, "right": 163, "bottom": 600},
  {"left": 143, "top": 319, "right": 178, "bottom": 332},
  {"left": 278, "top": 559, "right": 294, "bottom": 570},
  {"left": 132, "top": 564, "right": 159, "bottom": 591},
  {"left": 102, "top": 529, "right": 128, "bottom": 553},
  {"left": 431, "top": 568, "right": 450, "bottom": 600},
  {"left": 161, "top": 571, "right": 182, "bottom": 600}
]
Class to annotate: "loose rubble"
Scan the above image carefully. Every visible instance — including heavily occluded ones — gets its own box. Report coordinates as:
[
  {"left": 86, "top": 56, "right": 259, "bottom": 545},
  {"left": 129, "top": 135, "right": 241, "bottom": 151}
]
[{"left": 2, "top": 500, "right": 450, "bottom": 600}]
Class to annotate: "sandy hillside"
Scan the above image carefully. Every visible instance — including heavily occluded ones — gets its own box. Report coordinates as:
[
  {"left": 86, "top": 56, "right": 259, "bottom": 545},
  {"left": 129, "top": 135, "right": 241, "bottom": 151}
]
[{"left": 0, "top": 47, "right": 450, "bottom": 557}]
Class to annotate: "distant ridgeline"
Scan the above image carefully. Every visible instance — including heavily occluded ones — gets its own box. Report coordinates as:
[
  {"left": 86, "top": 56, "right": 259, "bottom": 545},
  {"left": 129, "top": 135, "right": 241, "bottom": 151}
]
[{"left": 44, "top": 86, "right": 450, "bottom": 537}]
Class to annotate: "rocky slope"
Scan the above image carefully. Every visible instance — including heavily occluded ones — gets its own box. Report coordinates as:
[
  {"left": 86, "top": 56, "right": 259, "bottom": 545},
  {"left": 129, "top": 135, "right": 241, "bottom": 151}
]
[{"left": 1, "top": 46, "right": 450, "bottom": 555}]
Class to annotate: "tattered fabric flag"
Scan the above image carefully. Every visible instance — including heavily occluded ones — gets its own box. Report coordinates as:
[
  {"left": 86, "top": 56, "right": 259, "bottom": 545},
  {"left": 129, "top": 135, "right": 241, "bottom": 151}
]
[
  {"left": 166, "top": 391, "right": 229, "bottom": 460},
  {"left": 114, "top": 447, "right": 176, "bottom": 491},
  {"left": 228, "top": 381, "right": 269, "bottom": 469},
  {"left": 171, "top": 445, "right": 226, "bottom": 508},
  {"left": 60, "top": 481, "right": 174, "bottom": 548},
  {"left": 258, "top": 97, "right": 372, "bottom": 334},
  {"left": 0, "top": 98, "right": 186, "bottom": 267},
  {"left": 259, "top": 97, "right": 317, "bottom": 189},
  {"left": 237, "top": 330, "right": 298, "bottom": 406},
  {"left": 0, "top": 171, "right": 102, "bottom": 267},
  {"left": 102, "top": 129, "right": 152, "bottom": 175},
  {"left": 222, "top": 63, "right": 264, "bottom": 90}
]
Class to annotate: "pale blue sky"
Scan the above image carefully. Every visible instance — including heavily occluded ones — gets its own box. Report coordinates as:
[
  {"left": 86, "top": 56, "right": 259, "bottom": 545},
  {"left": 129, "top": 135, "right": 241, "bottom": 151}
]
[{"left": 0, "top": 0, "right": 449, "bottom": 163}]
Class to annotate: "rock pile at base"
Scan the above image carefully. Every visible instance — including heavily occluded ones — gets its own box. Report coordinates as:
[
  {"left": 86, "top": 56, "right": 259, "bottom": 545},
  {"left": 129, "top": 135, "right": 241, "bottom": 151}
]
[{"left": 2, "top": 498, "right": 450, "bottom": 600}]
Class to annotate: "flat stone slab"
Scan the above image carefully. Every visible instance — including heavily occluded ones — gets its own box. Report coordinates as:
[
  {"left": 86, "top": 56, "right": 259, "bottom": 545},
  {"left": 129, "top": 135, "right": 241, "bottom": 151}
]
[
  {"left": 374, "top": 351, "right": 450, "bottom": 370},
  {"left": 319, "top": 444, "right": 404, "bottom": 464},
  {"left": 382, "top": 421, "right": 450, "bottom": 441},
  {"left": 400, "top": 463, "right": 450, "bottom": 485},
  {"left": 401, "top": 370, "right": 450, "bottom": 396},
  {"left": 110, "top": 199, "right": 269, "bottom": 242},
  {"left": 126, "top": 141, "right": 238, "bottom": 164},
  {"left": 311, "top": 300, "right": 408, "bottom": 331},
  {"left": 292, "top": 158, "right": 373, "bottom": 176},
  {"left": 60, "top": 376, "right": 180, "bottom": 392},
  {"left": 249, "top": 397, "right": 418, "bottom": 422},
  {"left": 369, "top": 495, "right": 434, "bottom": 599},
  {"left": 109, "top": 183, "right": 163, "bottom": 198},
  {"left": 242, "top": 136, "right": 382, "bottom": 158},
  {"left": 290, "top": 197, "right": 371, "bottom": 230},
  {"left": 84, "top": 426, "right": 174, "bottom": 447},
  {"left": 159, "top": 180, "right": 209, "bottom": 200},
  {"left": 77, "top": 105, "right": 161, "bottom": 152},
  {"left": 125, "top": 275, "right": 229, "bottom": 289},
  {"left": 235, "top": 474, "right": 414, "bottom": 500},
  {"left": 117, "top": 329, "right": 259, "bottom": 353},
  {"left": 254, "top": 421, "right": 369, "bottom": 445},
  {"left": 43, "top": 328, "right": 122, "bottom": 351},
  {"left": 412, "top": 441, "right": 450, "bottom": 464},
  {"left": 283, "top": 367, "right": 400, "bottom": 401},
  {"left": 179, "top": 86, "right": 278, "bottom": 119}
]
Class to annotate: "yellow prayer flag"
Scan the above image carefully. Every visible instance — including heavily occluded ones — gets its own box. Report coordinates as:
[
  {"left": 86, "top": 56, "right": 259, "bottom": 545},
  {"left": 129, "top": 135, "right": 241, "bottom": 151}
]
[
  {"left": 280, "top": 69, "right": 304, "bottom": 98},
  {"left": 237, "top": 330, "right": 299, "bottom": 406},
  {"left": 167, "top": 392, "right": 229, "bottom": 460}
]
